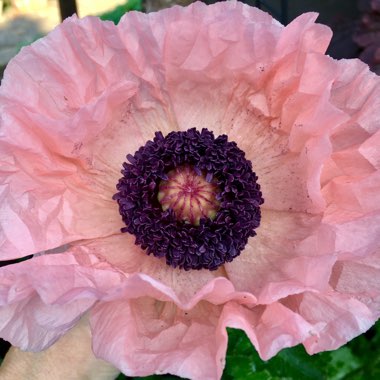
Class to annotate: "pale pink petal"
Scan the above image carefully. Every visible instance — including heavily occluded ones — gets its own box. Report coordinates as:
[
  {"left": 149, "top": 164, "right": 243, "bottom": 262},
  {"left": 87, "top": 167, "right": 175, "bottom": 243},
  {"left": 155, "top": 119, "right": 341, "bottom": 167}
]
[
  {"left": 220, "top": 302, "right": 313, "bottom": 360},
  {"left": 90, "top": 297, "right": 315, "bottom": 378},
  {"left": 330, "top": 253, "right": 380, "bottom": 318},
  {"left": 0, "top": 297, "right": 92, "bottom": 352},
  {"left": 135, "top": 3, "right": 347, "bottom": 217},
  {"left": 225, "top": 210, "right": 336, "bottom": 303},
  {"left": 69, "top": 234, "right": 256, "bottom": 308},
  {"left": 0, "top": 235, "right": 257, "bottom": 354},
  {"left": 359, "top": 129, "right": 380, "bottom": 169},
  {"left": 0, "top": 142, "right": 126, "bottom": 260},
  {"left": 330, "top": 60, "right": 380, "bottom": 135},
  {"left": 138, "top": 1, "right": 282, "bottom": 137},
  {"left": 0, "top": 1, "right": 379, "bottom": 377},
  {"left": 0, "top": 15, "right": 173, "bottom": 260},
  {"left": 1, "top": 17, "right": 134, "bottom": 122},
  {"left": 321, "top": 61, "right": 380, "bottom": 217},
  {"left": 274, "top": 12, "right": 332, "bottom": 57},
  {"left": 91, "top": 299, "right": 226, "bottom": 379},
  {"left": 0, "top": 251, "right": 121, "bottom": 350},
  {"left": 320, "top": 59, "right": 380, "bottom": 262},
  {"left": 0, "top": 126, "right": 133, "bottom": 260},
  {"left": 323, "top": 173, "right": 380, "bottom": 216},
  {"left": 282, "top": 291, "right": 375, "bottom": 353}
]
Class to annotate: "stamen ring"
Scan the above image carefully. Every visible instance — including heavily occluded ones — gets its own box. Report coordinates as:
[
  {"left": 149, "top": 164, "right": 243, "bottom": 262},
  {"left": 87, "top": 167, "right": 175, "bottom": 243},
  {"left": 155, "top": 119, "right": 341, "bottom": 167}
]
[{"left": 113, "top": 128, "right": 263, "bottom": 271}]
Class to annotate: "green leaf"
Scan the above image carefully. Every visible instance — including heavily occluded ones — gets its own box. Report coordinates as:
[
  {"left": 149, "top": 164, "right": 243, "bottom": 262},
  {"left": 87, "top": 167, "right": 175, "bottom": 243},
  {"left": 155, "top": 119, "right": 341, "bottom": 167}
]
[
  {"left": 340, "top": 320, "right": 380, "bottom": 379},
  {"left": 223, "top": 326, "right": 374, "bottom": 380},
  {"left": 99, "top": 0, "right": 142, "bottom": 24}
]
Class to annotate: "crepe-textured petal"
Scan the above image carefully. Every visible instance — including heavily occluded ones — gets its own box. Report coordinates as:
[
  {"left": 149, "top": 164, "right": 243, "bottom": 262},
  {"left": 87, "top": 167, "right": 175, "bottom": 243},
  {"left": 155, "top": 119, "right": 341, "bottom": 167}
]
[{"left": 0, "top": 1, "right": 379, "bottom": 379}]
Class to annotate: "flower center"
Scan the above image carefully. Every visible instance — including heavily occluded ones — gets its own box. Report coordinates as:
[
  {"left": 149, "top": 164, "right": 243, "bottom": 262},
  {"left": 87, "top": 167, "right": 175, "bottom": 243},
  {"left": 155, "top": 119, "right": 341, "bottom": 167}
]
[
  {"left": 158, "top": 165, "right": 220, "bottom": 225},
  {"left": 114, "top": 128, "right": 264, "bottom": 271}
]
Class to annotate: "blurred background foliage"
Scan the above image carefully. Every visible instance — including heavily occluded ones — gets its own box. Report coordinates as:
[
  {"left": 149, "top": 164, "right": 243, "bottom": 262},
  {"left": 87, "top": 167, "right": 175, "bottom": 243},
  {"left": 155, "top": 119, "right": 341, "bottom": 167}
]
[
  {"left": 0, "top": 1, "right": 379, "bottom": 379},
  {"left": 99, "top": 0, "right": 142, "bottom": 22}
]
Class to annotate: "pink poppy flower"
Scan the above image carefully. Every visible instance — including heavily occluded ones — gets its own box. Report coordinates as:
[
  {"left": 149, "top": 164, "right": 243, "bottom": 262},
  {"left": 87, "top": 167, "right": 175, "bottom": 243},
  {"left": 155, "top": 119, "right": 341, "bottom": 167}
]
[{"left": 1, "top": 1, "right": 380, "bottom": 379}]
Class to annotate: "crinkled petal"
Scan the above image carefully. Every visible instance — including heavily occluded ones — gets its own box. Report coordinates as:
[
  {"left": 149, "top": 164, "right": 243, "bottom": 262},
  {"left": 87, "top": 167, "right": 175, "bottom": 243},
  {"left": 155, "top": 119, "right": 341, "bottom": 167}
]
[
  {"left": 0, "top": 148, "right": 125, "bottom": 260},
  {"left": 274, "top": 12, "right": 331, "bottom": 57},
  {"left": 0, "top": 237, "right": 256, "bottom": 353},
  {"left": 68, "top": 234, "right": 257, "bottom": 308},
  {"left": 0, "top": 1, "right": 379, "bottom": 376},
  {"left": 225, "top": 210, "right": 336, "bottom": 303},
  {"left": 320, "top": 59, "right": 380, "bottom": 261},
  {"left": 330, "top": 252, "right": 380, "bottom": 318},
  {"left": 137, "top": 2, "right": 346, "bottom": 216},
  {"left": 0, "top": 298, "right": 92, "bottom": 352},
  {"left": 282, "top": 291, "right": 375, "bottom": 353},
  {"left": 0, "top": 15, "right": 175, "bottom": 260},
  {"left": 0, "top": 250, "right": 123, "bottom": 351},
  {"left": 91, "top": 299, "right": 226, "bottom": 380},
  {"left": 0, "top": 16, "right": 143, "bottom": 260},
  {"left": 0, "top": 252, "right": 115, "bottom": 350},
  {"left": 220, "top": 302, "right": 313, "bottom": 360}
]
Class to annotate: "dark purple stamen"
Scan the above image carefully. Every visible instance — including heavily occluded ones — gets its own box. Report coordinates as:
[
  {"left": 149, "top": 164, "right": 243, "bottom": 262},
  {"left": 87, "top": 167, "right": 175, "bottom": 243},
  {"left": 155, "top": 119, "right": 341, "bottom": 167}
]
[{"left": 113, "top": 128, "right": 264, "bottom": 271}]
